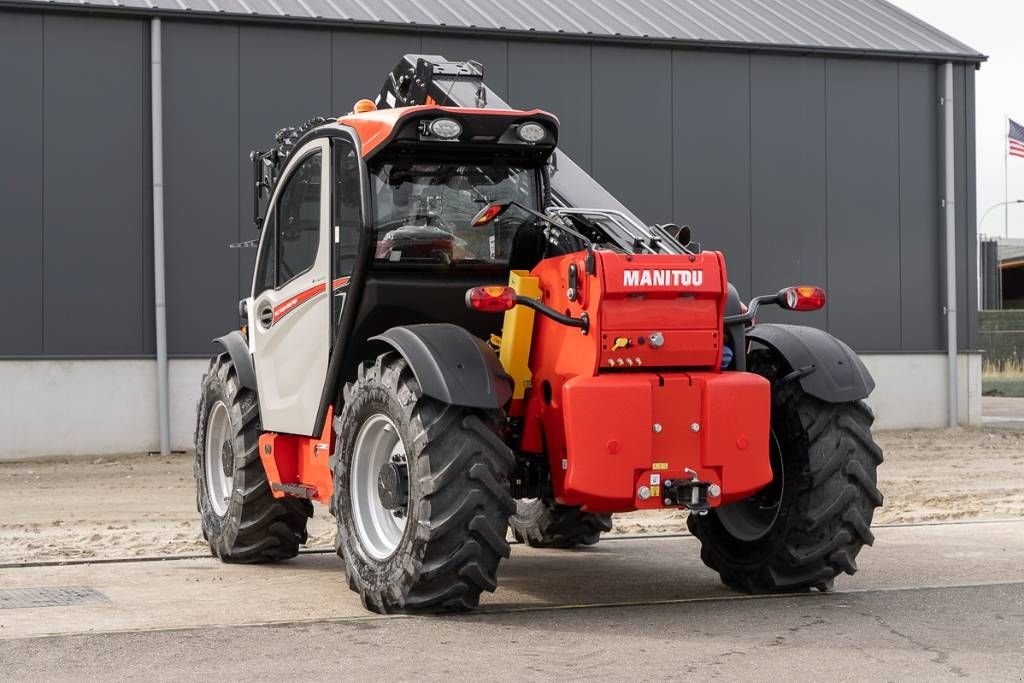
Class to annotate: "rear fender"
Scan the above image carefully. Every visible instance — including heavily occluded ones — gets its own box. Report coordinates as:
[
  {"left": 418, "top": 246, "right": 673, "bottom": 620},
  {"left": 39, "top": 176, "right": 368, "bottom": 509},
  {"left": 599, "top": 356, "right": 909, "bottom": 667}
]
[
  {"left": 746, "top": 323, "right": 874, "bottom": 403},
  {"left": 370, "top": 324, "right": 512, "bottom": 410},
  {"left": 213, "top": 330, "right": 258, "bottom": 392}
]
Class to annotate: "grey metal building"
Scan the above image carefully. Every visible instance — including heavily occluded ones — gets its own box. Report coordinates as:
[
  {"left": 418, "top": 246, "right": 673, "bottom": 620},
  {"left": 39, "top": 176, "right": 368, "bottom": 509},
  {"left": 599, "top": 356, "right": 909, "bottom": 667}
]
[{"left": 0, "top": 0, "right": 985, "bottom": 457}]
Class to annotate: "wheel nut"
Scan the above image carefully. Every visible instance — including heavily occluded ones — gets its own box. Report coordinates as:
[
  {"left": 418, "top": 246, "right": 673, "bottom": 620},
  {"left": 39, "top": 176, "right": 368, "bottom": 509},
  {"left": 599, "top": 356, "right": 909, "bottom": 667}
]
[{"left": 638, "top": 485, "right": 651, "bottom": 501}]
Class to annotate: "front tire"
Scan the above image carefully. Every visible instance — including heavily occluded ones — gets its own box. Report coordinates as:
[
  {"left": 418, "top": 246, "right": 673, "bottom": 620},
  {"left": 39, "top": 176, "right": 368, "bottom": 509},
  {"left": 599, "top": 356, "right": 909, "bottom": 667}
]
[
  {"left": 333, "top": 352, "right": 516, "bottom": 613},
  {"left": 194, "top": 353, "right": 312, "bottom": 562},
  {"left": 510, "top": 499, "right": 613, "bottom": 548},
  {"left": 688, "top": 349, "right": 884, "bottom": 592}
]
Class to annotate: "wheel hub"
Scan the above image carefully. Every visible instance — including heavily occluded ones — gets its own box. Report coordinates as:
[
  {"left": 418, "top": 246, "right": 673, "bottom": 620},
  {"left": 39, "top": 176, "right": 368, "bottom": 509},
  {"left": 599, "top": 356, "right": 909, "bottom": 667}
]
[
  {"left": 377, "top": 461, "right": 408, "bottom": 511},
  {"left": 220, "top": 439, "right": 233, "bottom": 478}
]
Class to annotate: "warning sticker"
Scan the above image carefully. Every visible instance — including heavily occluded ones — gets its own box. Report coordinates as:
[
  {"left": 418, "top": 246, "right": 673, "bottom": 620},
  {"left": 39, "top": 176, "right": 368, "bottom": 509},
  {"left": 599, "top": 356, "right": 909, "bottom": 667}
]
[
  {"left": 650, "top": 485, "right": 661, "bottom": 498},
  {"left": 649, "top": 473, "right": 661, "bottom": 485},
  {"left": 652, "top": 462, "right": 668, "bottom": 471}
]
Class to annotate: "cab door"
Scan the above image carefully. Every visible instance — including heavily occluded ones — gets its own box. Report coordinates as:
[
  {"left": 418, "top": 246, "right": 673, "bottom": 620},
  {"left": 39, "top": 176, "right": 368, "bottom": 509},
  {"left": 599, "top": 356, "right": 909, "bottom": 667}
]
[{"left": 250, "top": 139, "right": 331, "bottom": 436}]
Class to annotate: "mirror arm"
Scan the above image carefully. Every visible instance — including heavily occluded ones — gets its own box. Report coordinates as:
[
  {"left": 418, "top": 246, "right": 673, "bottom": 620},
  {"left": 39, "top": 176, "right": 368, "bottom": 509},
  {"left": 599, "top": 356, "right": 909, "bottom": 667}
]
[{"left": 722, "top": 291, "right": 785, "bottom": 326}]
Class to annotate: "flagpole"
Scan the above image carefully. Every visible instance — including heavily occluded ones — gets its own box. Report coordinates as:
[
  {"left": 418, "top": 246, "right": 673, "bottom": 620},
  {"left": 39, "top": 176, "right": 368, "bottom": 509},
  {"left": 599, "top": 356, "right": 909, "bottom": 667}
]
[{"left": 1006, "top": 115, "right": 1010, "bottom": 239}]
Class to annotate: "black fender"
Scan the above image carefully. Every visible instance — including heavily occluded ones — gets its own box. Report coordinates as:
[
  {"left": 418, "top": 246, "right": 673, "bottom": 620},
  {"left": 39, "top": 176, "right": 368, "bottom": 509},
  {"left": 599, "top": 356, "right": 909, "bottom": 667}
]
[
  {"left": 370, "top": 324, "right": 512, "bottom": 410},
  {"left": 212, "top": 331, "right": 258, "bottom": 392},
  {"left": 746, "top": 323, "right": 874, "bottom": 403}
]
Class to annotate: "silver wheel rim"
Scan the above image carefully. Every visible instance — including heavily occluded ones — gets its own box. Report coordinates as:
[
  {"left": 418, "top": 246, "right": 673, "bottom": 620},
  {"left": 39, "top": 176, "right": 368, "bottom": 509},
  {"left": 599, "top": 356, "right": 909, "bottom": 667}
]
[
  {"left": 204, "top": 400, "right": 233, "bottom": 517},
  {"left": 350, "top": 413, "right": 408, "bottom": 561}
]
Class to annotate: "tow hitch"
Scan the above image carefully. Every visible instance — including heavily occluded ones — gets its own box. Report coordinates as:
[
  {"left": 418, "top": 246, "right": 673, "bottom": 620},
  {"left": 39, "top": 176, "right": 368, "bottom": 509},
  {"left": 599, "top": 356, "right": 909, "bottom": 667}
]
[{"left": 663, "top": 469, "right": 721, "bottom": 514}]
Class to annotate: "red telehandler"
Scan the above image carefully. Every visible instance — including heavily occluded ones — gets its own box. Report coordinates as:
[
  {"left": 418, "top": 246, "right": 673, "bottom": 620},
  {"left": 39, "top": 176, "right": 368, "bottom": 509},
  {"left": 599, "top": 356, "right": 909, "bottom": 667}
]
[{"left": 195, "top": 56, "right": 882, "bottom": 613}]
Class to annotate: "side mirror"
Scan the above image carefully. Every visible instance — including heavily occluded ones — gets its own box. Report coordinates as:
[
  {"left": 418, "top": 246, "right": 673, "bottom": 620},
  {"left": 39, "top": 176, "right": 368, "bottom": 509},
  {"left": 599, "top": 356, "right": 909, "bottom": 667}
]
[
  {"left": 470, "top": 202, "right": 511, "bottom": 227},
  {"left": 659, "top": 223, "right": 692, "bottom": 246}
]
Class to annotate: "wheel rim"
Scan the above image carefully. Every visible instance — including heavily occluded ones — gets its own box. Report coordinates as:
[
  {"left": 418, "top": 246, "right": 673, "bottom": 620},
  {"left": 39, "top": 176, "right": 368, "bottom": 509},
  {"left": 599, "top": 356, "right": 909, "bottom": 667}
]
[
  {"left": 716, "top": 429, "right": 785, "bottom": 542},
  {"left": 204, "top": 400, "right": 233, "bottom": 517},
  {"left": 350, "top": 413, "right": 408, "bottom": 561}
]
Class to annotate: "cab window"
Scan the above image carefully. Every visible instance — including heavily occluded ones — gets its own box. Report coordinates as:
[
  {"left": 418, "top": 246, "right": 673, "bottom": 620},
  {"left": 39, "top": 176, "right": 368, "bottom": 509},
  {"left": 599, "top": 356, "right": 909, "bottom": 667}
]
[
  {"left": 369, "top": 161, "right": 537, "bottom": 266},
  {"left": 276, "top": 151, "right": 322, "bottom": 287}
]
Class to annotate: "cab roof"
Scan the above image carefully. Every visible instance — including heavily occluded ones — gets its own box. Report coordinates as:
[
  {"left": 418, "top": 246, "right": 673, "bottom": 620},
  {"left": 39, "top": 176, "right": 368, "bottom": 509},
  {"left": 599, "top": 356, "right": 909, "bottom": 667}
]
[{"left": 333, "top": 105, "right": 559, "bottom": 159}]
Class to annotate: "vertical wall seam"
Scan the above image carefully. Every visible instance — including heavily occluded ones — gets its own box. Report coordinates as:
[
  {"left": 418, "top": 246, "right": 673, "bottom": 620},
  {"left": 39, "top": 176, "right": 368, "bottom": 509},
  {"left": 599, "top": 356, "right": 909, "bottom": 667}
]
[
  {"left": 589, "top": 42, "right": 594, "bottom": 177},
  {"left": 236, "top": 24, "right": 242, "bottom": 304},
  {"left": 896, "top": 63, "right": 903, "bottom": 350},
  {"left": 669, "top": 48, "right": 675, "bottom": 221},
  {"left": 823, "top": 58, "right": 830, "bottom": 334},
  {"left": 40, "top": 14, "right": 46, "bottom": 354},
  {"left": 747, "top": 52, "right": 753, "bottom": 292},
  {"left": 142, "top": 19, "right": 148, "bottom": 354}
]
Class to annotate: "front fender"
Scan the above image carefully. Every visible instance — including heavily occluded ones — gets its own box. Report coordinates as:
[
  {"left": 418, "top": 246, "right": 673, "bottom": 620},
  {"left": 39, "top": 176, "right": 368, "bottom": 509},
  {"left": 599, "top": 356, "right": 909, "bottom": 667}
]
[
  {"left": 213, "top": 330, "right": 257, "bottom": 392},
  {"left": 370, "top": 324, "right": 512, "bottom": 410},
  {"left": 746, "top": 323, "right": 874, "bottom": 403}
]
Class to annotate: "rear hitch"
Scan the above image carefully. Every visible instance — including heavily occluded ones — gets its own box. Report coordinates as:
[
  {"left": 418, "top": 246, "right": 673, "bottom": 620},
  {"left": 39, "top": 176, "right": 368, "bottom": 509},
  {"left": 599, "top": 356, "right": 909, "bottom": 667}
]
[{"left": 662, "top": 469, "right": 719, "bottom": 515}]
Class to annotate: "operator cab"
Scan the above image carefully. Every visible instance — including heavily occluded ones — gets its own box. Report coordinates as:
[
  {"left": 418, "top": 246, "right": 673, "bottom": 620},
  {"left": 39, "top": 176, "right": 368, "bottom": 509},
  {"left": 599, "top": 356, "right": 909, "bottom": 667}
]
[{"left": 247, "top": 104, "right": 559, "bottom": 436}]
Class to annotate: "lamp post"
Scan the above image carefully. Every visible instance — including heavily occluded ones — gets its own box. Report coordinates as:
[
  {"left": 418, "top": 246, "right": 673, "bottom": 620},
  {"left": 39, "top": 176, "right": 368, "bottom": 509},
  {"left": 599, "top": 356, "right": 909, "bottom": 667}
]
[{"left": 979, "top": 199, "right": 1024, "bottom": 238}]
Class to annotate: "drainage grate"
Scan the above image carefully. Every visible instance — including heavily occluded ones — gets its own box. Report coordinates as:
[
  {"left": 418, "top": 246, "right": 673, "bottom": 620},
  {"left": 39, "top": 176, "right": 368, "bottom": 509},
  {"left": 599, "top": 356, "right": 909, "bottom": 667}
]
[{"left": 0, "top": 586, "right": 109, "bottom": 609}]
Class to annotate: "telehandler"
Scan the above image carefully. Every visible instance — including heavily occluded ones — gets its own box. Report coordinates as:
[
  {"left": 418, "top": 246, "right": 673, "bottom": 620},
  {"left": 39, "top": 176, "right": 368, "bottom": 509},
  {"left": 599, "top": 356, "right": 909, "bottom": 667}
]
[{"left": 195, "top": 56, "right": 882, "bottom": 613}]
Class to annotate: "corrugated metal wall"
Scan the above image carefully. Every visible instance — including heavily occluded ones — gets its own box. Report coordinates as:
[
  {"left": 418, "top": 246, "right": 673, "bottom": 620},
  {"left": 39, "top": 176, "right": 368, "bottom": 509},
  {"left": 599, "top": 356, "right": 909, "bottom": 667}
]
[{"left": 0, "top": 11, "right": 979, "bottom": 357}]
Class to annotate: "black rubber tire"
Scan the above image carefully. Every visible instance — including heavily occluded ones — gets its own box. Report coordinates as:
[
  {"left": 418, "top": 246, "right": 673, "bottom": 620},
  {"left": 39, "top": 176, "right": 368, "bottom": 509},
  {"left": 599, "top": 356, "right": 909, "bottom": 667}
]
[
  {"left": 194, "top": 353, "right": 312, "bottom": 562},
  {"left": 332, "top": 352, "right": 516, "bottom": 613},
  {"left": 510, "top": 499, "right": 613, "bottom": 548},
  {"left": 688, "top": 349, "right": 884, "bottom": 592}
]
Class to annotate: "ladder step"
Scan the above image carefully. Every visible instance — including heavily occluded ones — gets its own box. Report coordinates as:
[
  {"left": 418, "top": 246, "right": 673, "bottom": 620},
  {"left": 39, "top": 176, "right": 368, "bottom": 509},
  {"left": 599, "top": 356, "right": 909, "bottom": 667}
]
[{"left": 271, "top": 482, "right": 318, "bottom": 499}]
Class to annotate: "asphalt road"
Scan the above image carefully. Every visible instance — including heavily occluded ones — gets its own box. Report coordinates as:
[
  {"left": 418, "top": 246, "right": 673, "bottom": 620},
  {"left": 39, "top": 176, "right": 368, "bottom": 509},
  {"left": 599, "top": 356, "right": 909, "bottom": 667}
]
[{"left": 2, "top": 521, "right": 1023, "bottom": 680}]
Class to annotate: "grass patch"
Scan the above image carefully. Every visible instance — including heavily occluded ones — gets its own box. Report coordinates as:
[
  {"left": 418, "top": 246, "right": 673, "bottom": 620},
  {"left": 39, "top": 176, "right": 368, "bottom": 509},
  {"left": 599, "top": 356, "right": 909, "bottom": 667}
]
[{"left": 983, "top": 358, "right": 1024, "bottom": 397}]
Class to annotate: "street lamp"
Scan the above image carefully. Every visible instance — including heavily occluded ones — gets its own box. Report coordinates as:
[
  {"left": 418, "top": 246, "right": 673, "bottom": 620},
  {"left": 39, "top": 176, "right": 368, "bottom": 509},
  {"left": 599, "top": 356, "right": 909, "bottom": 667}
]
[{"left": 979, "top": 199, "right": 1024, "bottom": 238}]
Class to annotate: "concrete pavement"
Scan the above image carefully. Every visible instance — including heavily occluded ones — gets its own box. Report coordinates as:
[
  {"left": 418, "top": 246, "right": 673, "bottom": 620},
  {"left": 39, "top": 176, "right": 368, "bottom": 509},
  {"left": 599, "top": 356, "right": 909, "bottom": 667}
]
[
  {"left": 983, "top": 395, "right": 1024, "bottom": 429},
  {"left": 1, "top": 520, "right": 1023, "bottom": 679}
]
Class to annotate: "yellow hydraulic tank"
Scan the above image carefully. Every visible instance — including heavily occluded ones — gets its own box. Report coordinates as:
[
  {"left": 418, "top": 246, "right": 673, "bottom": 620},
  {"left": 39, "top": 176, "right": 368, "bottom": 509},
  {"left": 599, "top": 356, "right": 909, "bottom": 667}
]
[{"left": 499, "top": 270, "right": 541, "bottom": 400}]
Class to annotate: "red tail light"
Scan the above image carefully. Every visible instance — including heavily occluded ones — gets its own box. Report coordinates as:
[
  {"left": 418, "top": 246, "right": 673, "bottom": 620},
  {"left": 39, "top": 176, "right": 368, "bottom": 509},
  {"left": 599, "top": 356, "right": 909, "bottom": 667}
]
[
  {"left": 781, "top": 286, "right": 826, "bottom": 311},
  {"left": 466, "top": 286, "right": 517, "bottom": 313}
]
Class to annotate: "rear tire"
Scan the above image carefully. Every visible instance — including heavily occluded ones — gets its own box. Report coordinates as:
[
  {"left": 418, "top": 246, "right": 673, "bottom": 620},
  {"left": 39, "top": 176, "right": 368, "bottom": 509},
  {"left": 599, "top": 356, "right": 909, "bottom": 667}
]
[
  {"left": 510, "top": 499, "right": 612, "bottom": 548},
  {"left": 194, "top": 353, "right": 312, "bottom": 562},
  {"left": 688, "top": 349, "right": 884, "bottom": 592},
  {"left": 333, "top": 352, "right": 516, "bottom": 613}
]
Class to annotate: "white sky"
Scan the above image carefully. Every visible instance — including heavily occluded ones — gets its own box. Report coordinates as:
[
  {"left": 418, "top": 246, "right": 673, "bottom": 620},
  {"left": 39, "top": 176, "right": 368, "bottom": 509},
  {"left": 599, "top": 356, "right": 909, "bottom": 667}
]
[{"left": 891, "top": 0, "right": 1024, "bottom": 238}]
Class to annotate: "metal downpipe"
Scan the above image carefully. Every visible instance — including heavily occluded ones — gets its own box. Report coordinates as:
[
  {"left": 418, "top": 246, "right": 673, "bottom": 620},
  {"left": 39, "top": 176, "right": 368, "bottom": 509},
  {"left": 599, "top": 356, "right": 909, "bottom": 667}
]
[
  {"left": 943, "top": 62, "right": 958, "bottom": 428},
  {"left": 151, "top": 18, "right": 170, "bottom": 454}
]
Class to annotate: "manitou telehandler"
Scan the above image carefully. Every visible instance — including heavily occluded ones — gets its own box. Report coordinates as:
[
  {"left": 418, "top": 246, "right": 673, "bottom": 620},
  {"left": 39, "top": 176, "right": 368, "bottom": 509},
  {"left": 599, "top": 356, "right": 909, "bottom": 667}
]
[{"left": 195, "top": 56, "right": 883, "bottom": 614}]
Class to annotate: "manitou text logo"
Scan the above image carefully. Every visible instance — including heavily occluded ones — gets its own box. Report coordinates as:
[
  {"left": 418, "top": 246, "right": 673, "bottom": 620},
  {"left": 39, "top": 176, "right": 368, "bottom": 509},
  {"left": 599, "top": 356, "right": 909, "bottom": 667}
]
[{"left": 623, "top": 269, "right": 704, "bottom": 288}]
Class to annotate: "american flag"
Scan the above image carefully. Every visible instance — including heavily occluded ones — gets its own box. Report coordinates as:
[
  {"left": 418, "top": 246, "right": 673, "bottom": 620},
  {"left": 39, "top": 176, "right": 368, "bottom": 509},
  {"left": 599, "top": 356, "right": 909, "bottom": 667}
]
[{"left": 1010, "top": 118, "right": 1024, "bottom": 159}]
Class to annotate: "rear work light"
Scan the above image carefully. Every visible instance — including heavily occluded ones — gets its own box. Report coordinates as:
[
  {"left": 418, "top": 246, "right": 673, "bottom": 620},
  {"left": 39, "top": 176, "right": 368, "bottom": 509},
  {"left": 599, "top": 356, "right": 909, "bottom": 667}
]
[
  {"left": 780, "top": 286, "right": 826, "bottom": 311},
  {"left": 466, "top": 286, "right": 517, "bottom": 313},
  {"left": 428, "top": 118, "right": 462, "bottom": 140},
  {"left": 516, "top": 122, "right": 547, "bottom": 143}
]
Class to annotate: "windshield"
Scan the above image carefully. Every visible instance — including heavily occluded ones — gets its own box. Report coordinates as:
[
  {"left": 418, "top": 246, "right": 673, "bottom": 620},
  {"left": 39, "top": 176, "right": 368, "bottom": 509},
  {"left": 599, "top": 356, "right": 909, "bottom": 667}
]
[{"left": 370, "top": 161, "right": 539, "bottom": 266}]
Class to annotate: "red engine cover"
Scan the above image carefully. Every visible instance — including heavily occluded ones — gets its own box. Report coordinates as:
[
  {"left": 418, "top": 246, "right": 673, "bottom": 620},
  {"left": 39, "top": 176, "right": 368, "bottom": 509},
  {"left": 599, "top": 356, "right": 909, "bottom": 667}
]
[{"left": 599, "top": 252, "right": 726, "bottom": 369}]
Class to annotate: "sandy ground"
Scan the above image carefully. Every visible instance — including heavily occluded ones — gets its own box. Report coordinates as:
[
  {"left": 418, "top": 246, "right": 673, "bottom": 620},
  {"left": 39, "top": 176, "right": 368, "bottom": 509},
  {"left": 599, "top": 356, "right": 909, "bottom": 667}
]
[{"left": 1, "top": 427, "right": 1022, "bottom": 564}]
